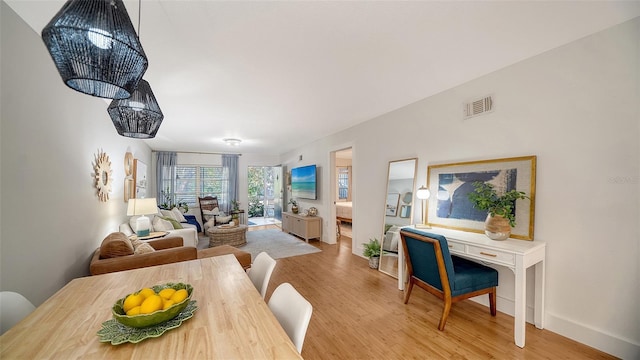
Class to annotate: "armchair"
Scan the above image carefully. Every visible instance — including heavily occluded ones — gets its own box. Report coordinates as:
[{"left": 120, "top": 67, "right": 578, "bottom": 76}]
[
  {"left": 399, "top": 228, "right": 498, "bottom": 330},
  {"left": 199, "top": 196, "right": 232, "bottom": 229}
]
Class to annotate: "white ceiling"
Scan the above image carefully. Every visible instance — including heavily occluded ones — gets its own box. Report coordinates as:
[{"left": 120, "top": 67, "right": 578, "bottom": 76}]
[{"left": 6, "top": 1, "right": 639, "bottom": 155}]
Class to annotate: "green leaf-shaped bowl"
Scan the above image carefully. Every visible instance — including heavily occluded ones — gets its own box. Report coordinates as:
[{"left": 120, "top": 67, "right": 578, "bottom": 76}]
[{"left": 112, "top": 283, "right": 193, "bottom": 328}]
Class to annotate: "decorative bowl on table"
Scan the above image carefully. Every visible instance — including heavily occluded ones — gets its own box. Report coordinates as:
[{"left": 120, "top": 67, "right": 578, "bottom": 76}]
[{"left": 112, "top": 282, "right": 193, "bottom": 328}]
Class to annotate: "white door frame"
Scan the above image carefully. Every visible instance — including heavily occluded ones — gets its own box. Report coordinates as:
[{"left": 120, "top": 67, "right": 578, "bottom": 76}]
[{"left": 329, "top": 144, "right": 355, "bottom": 248}]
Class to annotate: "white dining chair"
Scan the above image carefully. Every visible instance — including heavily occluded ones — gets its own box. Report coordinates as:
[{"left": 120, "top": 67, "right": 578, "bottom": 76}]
[
  {"left": 268, "top": 282, "right": 313, "bottom": 353},
  {"left": 0, "top": 291, "right": 36, "bottom": 335},
  {"left": 247, "top": 252, "right": 276, "bottom": 299}
]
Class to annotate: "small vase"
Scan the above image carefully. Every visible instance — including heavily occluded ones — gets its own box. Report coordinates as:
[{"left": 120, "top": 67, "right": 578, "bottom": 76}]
[
  {"left": 484, "top": 214, "right": 511, "bottom": 240},
  {"left": 291, "top": 205, "right": 299, "bottom": 214},
  {"left": 368, "top": 256, "right": 380, "bottom": 269}
]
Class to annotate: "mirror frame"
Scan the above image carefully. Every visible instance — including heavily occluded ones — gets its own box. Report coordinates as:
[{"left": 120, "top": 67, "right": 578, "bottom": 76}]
[{"left": 379, "top": 157, "right": 417, "bottom": 279}]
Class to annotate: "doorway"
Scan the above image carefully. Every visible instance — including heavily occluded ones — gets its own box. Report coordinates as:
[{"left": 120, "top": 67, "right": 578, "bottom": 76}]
[
  {"left": 333, "top": 147, "right": 353, "bottom": 246},
  {"left": 247, "top": 166, "right": 283, "bottom": 226}
]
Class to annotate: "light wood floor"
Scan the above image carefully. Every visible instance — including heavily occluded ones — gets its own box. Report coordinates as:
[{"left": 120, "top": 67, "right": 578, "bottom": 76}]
[{"left": 261, "top": 232, "right": 614, "bottom": 360}]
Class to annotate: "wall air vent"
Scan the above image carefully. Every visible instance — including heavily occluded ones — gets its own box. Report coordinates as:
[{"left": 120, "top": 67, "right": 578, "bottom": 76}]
[{"left": 464, "top": 95, "right": 494, "bottom": 119}]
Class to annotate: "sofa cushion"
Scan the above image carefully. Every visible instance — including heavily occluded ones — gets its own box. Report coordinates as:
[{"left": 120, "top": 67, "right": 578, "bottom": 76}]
[
  {"left": 171, "top": 207, "right": 188, "bottom": 223},
  {"left": 119, "top": 223, "right": 134, "bottom": 237},
  {"left": 100, "top": 232, "right": 134, "bottom": 258}
]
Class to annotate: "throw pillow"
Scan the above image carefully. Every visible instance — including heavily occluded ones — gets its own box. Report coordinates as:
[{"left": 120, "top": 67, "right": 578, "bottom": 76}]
[
  {"left": 171, "top": 207, "right": 187, "bottom": 223},
  {"left": 217, "top": 215, "right": 232, "bottom": 224},
  {"left": 160, "top": 209, "right": 177, "bottom": 221},
  {"left": 130, "top": 237, "right": 156, "bottom": 254},
  {"left": 202, "top": 207, "right": 220, "bottom": 216},
  {"left": 161, "top": 216, "right": 183, "bottom": 229},
  {"left": 100, "top": 232, "right": 134, "bottom": 258},
  {"left": 152, "top": 216, "right": 173, "bottom": 231}
]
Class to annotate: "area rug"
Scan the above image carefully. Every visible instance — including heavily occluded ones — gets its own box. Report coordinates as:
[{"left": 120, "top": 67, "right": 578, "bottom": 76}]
[{"left": 197, "top": 229, "right": 321, "bottom": 260}]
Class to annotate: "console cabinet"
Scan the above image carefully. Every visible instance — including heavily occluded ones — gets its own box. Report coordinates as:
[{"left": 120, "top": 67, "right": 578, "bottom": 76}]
[{"left": 282, "top": 212, "right": 322, "bottom": 242}]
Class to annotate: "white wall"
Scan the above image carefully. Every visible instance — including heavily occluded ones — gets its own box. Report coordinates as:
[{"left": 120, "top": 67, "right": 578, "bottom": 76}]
[
  {"left": 281, "top": 18, "right": 639, "bottom": 358},
  {"left": 0, "top": 3, "right": 152, "bottom": 306}
]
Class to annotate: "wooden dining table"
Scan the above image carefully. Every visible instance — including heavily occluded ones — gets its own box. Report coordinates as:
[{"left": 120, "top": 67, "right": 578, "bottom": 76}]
[{"left": 0, "top": 255, "right": 302, "bottom": 359}]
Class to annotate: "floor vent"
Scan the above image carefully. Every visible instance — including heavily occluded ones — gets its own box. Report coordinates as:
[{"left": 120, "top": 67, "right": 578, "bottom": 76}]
[{"left": 464, "top": 95, "right": 493, "bottom": 119}]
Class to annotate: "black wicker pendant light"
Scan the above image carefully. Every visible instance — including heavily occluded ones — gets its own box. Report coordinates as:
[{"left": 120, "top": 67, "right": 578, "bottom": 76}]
[
  {"left": 41, "top": 0, "right": 148, "bottom": 99},
  {"left": 108, "top": 79, "right": 164, "bottom": 138}
]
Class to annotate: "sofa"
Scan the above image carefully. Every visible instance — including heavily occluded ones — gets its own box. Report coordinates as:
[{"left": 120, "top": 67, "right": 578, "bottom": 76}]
[
  {"left": 120, "top": 207, "right": 199, "bottom": 247},
  {"left": 90, "top": 232, "right": 252, "bottom": 275}
]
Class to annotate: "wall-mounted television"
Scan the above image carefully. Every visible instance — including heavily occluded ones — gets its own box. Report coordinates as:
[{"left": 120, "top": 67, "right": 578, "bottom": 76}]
[{"left": 291, "top": 164, "right": 317, "bottom": 200}]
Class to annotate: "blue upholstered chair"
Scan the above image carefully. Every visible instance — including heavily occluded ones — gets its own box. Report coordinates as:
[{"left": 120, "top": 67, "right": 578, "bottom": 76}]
[{"left": 400, "top": 228, "right": 498, "bottom": 330}]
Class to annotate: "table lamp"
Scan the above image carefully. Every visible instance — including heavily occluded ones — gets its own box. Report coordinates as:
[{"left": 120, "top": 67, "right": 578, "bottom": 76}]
[
  {"left": 415, "top": 186, "right": 431, "bottom": 229},
  {"left": 127, "top": 198, "right": 158, "bottom": 236}
]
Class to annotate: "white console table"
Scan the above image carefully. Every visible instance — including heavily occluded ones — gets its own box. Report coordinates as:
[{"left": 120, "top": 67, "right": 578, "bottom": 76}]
[{"left": 398, "top": 226, "right": 546, "bottom": 348}]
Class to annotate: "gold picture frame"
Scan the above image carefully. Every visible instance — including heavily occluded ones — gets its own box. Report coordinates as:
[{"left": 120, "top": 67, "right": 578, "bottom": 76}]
[{"left": 426, "top": 155, "right": 536, "bottom": 240}]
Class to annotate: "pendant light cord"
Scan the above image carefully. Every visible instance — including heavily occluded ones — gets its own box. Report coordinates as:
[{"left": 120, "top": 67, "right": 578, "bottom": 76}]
[{"left": 137, "top": 0, "right": 142, "bottom": 37}]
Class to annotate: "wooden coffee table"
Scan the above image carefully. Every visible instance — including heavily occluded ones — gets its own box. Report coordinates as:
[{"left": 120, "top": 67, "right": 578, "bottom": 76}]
[{"left": 207, "top": 224, "right": 248, "bottom": 247}]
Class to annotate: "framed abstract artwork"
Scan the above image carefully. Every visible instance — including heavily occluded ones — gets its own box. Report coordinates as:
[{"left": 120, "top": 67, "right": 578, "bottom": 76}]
[
  {"left": 426, "top": 156, "right": 536, "bottom": 240},
  {"left": 386, "top": 193, "right": 400, "bottom": 216}
]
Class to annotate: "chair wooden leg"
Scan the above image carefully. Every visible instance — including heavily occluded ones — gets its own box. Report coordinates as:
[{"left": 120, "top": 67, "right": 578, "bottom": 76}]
[
  {"left": 438, "top": 299, "right": 452, "bottom": 331},
  {"left": 403, "top": 278, "right": 414, "bottom": 304},
  {"left": 489, "top": 288, "right": 497, "bottom": 316}
]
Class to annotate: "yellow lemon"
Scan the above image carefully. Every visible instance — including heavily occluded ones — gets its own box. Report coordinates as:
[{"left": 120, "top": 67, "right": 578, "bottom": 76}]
[
  {"left": 170, "top": 289, "right": 188, "bottom": 304},
  {"left": 123, "top": 293, "right": 144, "bottom": 313},
  {"left": 158, "top": 288, "right": 176, "bottom": 300},
  {"left": 162, "top": 299, "right": 175, "bottom": 310},
  {"left": 126, "top": 306, "right": 141, "bottom": 316},
  {"left": 138, "top": 288, "right": 156, "bottom": 299},
  {"left": 140, "top": 294, "right": 163, "bottom": 314}
]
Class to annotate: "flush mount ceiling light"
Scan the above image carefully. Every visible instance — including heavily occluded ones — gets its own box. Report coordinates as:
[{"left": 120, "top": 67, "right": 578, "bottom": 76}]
[
  {"left": 107, "top": 79, "right": 164, "bottom": 138},
  {"left": 223, "top": 138, "right": 242, "bottom": 146},
  {"left": 41, "top": 0, "right": 148, "bottom": 99}
]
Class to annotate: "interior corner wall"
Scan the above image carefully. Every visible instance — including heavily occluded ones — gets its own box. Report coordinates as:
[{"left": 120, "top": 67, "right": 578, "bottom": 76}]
[
  {"left": 280, "top": 18, "right": 639, "bottom": 358},
  {"left": 0, "top": 3, "right": 152, "bottom": 306}
]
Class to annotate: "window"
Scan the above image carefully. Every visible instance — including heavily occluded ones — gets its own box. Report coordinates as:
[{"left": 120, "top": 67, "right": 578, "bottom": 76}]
[
  {"left": 174, "top": 165, "right": 227, "bottom": 207},
  {"left": 338, "top": 167, "right": 350, "bottom": 200},
  {"left": 174, "top": 166, "right": 196, "bottom": 205}
]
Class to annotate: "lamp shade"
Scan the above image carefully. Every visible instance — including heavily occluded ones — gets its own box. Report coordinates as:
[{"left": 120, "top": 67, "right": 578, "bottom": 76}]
[
  {"left": 108, "top": 79, "right": 164, "bottom": 138},
  {"left": 127, "top": 198, "right": 158, "bottom": 216},
  {"left": 41, "top": 0, "right": 148, "bottom": 99},
  {"left": 416, "top": 186, "right": 431, "bottom": 200}
]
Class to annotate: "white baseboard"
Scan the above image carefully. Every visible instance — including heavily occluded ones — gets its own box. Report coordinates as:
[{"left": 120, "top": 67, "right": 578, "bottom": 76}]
[
  {"left": 545, "top": 311, "right": 639, "bottom": 360},
  {"left": 470, "top": 296, "right": 639, "bottom": 359}
]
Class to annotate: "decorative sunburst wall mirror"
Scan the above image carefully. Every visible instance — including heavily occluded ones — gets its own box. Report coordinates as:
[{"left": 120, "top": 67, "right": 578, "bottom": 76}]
[{"left": 93, "top": 150, "right": 113, "bottom": 202}]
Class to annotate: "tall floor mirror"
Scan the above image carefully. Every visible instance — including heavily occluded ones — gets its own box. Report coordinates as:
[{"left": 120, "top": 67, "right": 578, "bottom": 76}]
[{"left": 379, "top": 158, "right": 417, "bottom": 280}]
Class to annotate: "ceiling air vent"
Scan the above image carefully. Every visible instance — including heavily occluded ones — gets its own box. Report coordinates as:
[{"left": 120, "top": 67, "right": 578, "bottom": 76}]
[{"left": 464, "top": 95, "right": 493, "bottom": 119}]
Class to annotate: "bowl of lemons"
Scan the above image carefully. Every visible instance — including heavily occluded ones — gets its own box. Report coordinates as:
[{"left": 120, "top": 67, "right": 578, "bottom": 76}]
[{"left": 112, "top": 282, "right": 193, "bottom": 328}]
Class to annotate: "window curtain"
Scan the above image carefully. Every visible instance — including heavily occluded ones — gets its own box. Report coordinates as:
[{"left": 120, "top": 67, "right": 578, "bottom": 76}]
[
  {"left": 156, "top": 151, "right": 177, "bottom": 205},
  {"left": 222, "top": 154, "right": 239, "bottom": 214}
]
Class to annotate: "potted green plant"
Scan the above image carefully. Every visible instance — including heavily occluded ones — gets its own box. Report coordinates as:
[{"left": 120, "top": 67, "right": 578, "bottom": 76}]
[
  {"left": 288, "top": 199, "right": 299, "bottom": 214},
  {"left": 467, "top": 181, "right": 529, "bottom": 240},
  {"left": 230, "top": 200, "right": 240, "bottom": 221},
  {"left": 177, "top": 201, "right": 189, "bottom": 213},
  {"left": 362, "top": 238, "right": 381, "bottom": 269}
]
